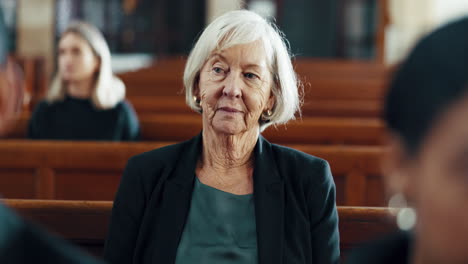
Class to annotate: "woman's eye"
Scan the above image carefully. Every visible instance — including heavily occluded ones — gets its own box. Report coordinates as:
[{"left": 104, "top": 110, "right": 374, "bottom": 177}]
[
  {"left": 244, "top": 72, "right": 259, "bottom": 79},
  {"left": 72, "top": 48, "right": 81, "bottom": 55},
  {"left": 212, "top": 67, "right": 224, "bottom": 74}
]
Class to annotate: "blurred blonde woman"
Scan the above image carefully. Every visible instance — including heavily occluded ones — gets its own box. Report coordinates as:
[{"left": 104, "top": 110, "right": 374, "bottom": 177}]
[
  {"left": 0, "top": 14, "right": 103, "bottom": 263},
  {"left": 28, "top": 21, "right": 139, "bottom": 141}
]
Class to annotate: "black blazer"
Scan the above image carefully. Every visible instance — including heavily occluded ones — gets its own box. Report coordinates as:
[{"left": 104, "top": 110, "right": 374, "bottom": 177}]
[{"left": 104, "top": 133, "right": 340, "bottom": 264}]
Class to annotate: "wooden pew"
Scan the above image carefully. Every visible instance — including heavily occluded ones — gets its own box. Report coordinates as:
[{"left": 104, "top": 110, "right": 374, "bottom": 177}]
[
  {"left": 128, "top": 95, "right": 193, "bottom": 115},
  {"left": 2, "top": 199, "right": 398, "bottom": 260},
  {"left": 117, "top": 58, "right": 390, "bottom": 118},
  {"left": 118, "top": 58, "right": 389, "bottom": 97},
  {"left": 0, "top": 140, "right": 172, "bottom": 201},
  {"left": 338, "top": 206, "right": 398, "bottom": 260},
  {"left": 295, "top": 59, "right": 389, "bottom": 117},
  {"left": 126, "top": 94, "right": 384, "bottom": 119},
  {"left": 117, "top": 57, "right": 186, "bottom": 97},
  {"left": 0, "top": 140, "right": 385, "bottom": 206},
  {"left": 19, "top": 57, "right": 390, "bottom": 118},
  {"left": 139, "top": 113, "right": 385, "bottom": 145},
  {"left": 6, "top": 113, "right": 386, "bottom": 145}
]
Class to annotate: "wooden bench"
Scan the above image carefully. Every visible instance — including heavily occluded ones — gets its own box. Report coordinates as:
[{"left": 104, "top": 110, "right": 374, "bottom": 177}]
[
  {"left": 5, "top": 113, "right": 386, "bottom": 145},
  {"left": 2, "top": 199, "right": 398, "bottom": 261},
  {"left": 139, "top": 113, "right": 385, "bottom": 145},
  {"left": 0, "top": 140, "right": 385, "bottom": 206},
  {"left": 126, "top": 93, "right": 385, "bottom": 119},
  {"left": 117, "top": 58, "right": 389, "bottom": 96},
  {"left": 117, "top": 58, "right": 390, "bottom": 118},
  {"left": 21, "top": 57, "right": 390, "bottom": 118}
]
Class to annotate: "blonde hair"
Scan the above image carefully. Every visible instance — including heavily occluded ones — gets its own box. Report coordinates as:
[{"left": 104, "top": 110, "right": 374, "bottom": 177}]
[
  {"left": 184, "top": 10, "right": 301, "bottom": 132},
  {"left": 47, "top": 21, "right": 125, "bottom": 109}
]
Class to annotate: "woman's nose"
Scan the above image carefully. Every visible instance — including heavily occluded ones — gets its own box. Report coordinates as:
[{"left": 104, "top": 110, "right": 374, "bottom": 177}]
[
  {"left": 60, "top": 54, "right": 72, "bottom": 65},
  {"left": 222, "top": 73, "right": 242, "bottom": 98}
]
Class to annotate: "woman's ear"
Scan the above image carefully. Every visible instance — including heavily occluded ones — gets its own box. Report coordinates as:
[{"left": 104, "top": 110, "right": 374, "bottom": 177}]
[
  {"left": 192, "top": 78, "right": 203, "bottom": 112},
  {"left": 267, "top": 93, "right": 275, "bottom": 111},
  {"left": 193, "top": 87, "right": 200, "bottom": 102},
  {"left": 193, "top": 75, "right": 201, "bottom": 98},
  {"left": 266, "top": 82, "right": 276, "bottom": 111},
  {"left": 93, "top": 57, "right": 101, "bottom": 75}
]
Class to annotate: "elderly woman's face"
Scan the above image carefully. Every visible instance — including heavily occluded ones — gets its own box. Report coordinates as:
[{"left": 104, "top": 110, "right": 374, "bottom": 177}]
[
  {"left": 197, "top": 40, "right": 274, "bottom": 135},
  {"left": 388, "top": 94, "right": 468, "bottom": 263},
  {"left": 58, "top": 33, "right": 99, "bottom": 83}
]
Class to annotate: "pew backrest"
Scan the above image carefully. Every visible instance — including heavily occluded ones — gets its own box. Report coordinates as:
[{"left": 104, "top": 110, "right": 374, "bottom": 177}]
[{"left": 2, "top": 199, "right": 399, "bottom": 260}]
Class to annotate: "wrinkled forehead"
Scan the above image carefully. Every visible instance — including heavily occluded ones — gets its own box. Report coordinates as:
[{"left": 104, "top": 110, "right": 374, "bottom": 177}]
[
  {"left": 207, "top": 38, "right": 273, "bottom": 72},
  {"left": 208, "top": 41, "right": 270, "bottom": 71}
]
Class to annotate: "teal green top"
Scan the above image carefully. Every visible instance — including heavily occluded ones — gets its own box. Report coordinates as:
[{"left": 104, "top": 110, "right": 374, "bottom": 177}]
[{"left": 175, "top": 177, "right": 258, "bottom": 264}]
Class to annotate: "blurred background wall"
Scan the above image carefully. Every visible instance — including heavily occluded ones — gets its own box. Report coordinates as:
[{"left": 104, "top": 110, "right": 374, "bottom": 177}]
[{"left": 7, "top": 0, "right": 468, "bottom": 78}]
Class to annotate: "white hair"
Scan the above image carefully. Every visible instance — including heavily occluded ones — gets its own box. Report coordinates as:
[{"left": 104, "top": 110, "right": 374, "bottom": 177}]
[
  {"left": 47, "top": 21, "right": 125, "bottom": 109},
  {"left": 184, "top": 10, "right": 301, "bottom": 131}
]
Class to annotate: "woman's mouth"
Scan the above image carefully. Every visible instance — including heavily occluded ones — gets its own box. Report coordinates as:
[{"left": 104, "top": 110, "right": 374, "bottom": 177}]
[{"left": 218, "top": 107, "right": 242, "bottom": 113}]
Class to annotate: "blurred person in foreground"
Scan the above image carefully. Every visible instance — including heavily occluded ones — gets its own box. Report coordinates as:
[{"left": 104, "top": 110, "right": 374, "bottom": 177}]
[
  {"left": 0, "top": 4, "right": 21, "bottom": 136},
  {"left": 104, "top": 10, "right": 339, "bottom": 264},
  {"left": 28, "top": 21, "right": 139, "bottom": 141},
  {"left": 0, "top": 56, "right": 22, "bottom": 136},
  {"left": 347, "top": 17, "right": 468, "bottom": 264},
  {"left": 0, "top": 11, "right": 103, "bottom": 264}
]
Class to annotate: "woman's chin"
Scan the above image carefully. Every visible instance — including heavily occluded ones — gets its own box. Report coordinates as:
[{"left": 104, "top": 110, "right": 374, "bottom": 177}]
[
  {"left": 210, "top": 120, "right": 245, "bottom": 136},
  {"left": 62, "top": 75, "right": 78, "bottom": 82},
  {"left": 213, "top": 126, "right": 242, "bottom": 136}
]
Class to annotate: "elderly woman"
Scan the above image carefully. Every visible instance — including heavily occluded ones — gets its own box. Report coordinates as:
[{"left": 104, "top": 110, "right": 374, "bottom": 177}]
[
  {"left": 28, "top": 21, "right": 139, "bottom": 141},
  {"left": 104, "top": 10, "right": 339, "bottom": 264},
  {"left": 347, "top": 17, "right": 468, "bottom": 264}
]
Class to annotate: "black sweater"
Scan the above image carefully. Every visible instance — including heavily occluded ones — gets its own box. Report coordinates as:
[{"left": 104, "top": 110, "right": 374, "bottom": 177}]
[{"left": 28, "top": 96, "right": 140, "bottom": 141}]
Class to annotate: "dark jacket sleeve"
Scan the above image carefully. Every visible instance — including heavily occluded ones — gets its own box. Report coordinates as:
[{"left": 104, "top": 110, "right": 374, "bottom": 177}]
[
  {"left": 104, "top": 156, "right": 146, "bottom": 264},
  {"left": 119, "top": 101, "right": 140, "bottom": 141},
  {"left": 308, "top": 160, "right": 340, "bottom": 264}
]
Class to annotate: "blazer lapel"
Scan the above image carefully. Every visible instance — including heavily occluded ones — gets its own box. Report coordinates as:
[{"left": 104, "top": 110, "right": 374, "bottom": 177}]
[
  {"left": 254, "top": 136, "right": 285, "bottom": 264},
  {"left": 151, "top": 133, "right": 202, "bottom": 263}
]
